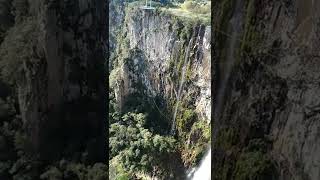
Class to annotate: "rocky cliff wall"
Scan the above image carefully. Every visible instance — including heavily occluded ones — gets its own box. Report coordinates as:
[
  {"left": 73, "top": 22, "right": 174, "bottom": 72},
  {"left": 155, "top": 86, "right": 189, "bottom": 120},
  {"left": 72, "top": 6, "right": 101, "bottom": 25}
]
[
  {"left": 115, "top": 6, "right": 211, "bottom": 123},
  {"left": 110, "top": 4, "right": 211, "bottom": 166},
  {"left": 212, "top": 0, "right": 320, "bottom": 179},
  {"left": 0, "top": 0, "right": 106, "bottom": 161},
  {"left": 109, "top": 0, "right": 126, "bottom": 58}
]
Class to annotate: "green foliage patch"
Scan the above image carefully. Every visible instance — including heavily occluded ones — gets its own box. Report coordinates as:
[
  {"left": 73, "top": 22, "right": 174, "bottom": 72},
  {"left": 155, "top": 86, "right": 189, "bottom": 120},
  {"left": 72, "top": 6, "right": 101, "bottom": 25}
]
[
  {"left": 216, "top": 127, "right": 239, "bottom": 150},
  {"left": 39, "top": 162, "right": 108, "bottom": 180},
  {"left": 109, "top": 3, "right": 211, "bottom": 177},
  {"left": 0, "top": 17, "right": 39, "bottom": 84},
  {"left": 234, "top": 150, "right": 276, "bottom": 180},
  {"left": 239, "top": 0, "right": 261, "bottom": 58},
  {"left": 181, "top": 0, "right": 211, "bottom": 14},
  {"left": 109, "top": 111, "right": 177, "bottom": 178}
]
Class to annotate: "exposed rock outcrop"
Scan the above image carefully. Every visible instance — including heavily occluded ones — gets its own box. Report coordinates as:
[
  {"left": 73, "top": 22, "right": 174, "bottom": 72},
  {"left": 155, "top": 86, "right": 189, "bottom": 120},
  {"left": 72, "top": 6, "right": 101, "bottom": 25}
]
[
  {"left": 109, "top": 4, "right": 212, "bottom": 172},
  {"left": 213, "top": 0, "right": 320, "bottom": 179},
  {"left": 114, "top": 7, "right": 211, "bottom": 124},
  {"left": 0, "top": 0, "right": 106, "bottom": 164}
]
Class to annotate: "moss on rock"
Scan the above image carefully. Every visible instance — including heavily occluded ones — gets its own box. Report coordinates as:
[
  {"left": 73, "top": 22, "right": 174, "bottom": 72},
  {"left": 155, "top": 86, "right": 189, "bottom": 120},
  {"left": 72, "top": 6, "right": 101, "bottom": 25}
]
[{"left": 234, "top": 151, "right": 276, "bottom": 180}]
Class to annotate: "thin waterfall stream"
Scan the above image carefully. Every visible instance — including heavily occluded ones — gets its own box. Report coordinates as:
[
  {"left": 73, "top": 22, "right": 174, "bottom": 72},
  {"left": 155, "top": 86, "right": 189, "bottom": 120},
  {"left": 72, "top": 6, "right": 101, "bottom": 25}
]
[
  {"left": 143, "top": 12, "right": 212, "bottom": 178},
  {"left": 187, "top": 148, "right": 211, "bottom": 180},
  {"left": 214, "top": 0, "right": 243, "bottom": 121},
  {"left": 170, "top": 33, "right": 195, "bottom": 135},
  {"left": 210, "top": 0, "right": 243, "bottom": 179},
  {"left": 187, "top": 0, "right": 244, "bottom": 179}
]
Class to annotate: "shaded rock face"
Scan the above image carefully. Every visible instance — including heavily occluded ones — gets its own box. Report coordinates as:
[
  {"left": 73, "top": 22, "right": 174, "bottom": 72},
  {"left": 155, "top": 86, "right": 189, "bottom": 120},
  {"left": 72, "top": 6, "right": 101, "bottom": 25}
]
[
  {"left": 0, "top": 0, "right": 14, "bottom": 42},
  {"left": 109, "top": 0, "right": 126, "bottom": 53},
  {"left": 115, "top": 8, "right": 211, "bottom": 124},
  {"left": 0, "top": 0, "right": 106, "bottom": 161},
  {"left": 213, "top": 0, "right": 320, "bottom": 179}
]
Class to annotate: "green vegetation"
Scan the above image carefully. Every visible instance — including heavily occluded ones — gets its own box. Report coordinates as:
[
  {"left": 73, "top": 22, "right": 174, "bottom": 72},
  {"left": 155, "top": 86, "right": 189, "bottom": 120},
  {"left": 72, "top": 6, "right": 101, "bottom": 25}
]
[
  {"left": 0, "top": 17, "right": 39, "bottom": 84},
  {"left": 216, "top": 127, "right": 239, "bottom": 150},
  {"left": 239, "top": 0, "right": 261, "bottom": 57},
  {"left": 109, "top": 157, "right": 131, "bottom": 180},
  {"left": 172, "top": 96, "right": 210, "bottom": 166},
  {"left": 181, "top": 0, "right": 211, "bottom": 14},
  {"left": 124, "top": 0, "right": 210, "bottom": 24},
  {"left": 0, "top": 1, "right": 108, "bottom": 179},
  {"left": 0, "top": 121, "right": 108, "bottom": 180},
  {"left": 109, "top": 118, "right": 176, "bottom": 171},
  {"left": 215, "top": 0, "right": 236, "bottom": 63},
  {"left": 166, "top": 16, "right": 210, "bottom": 166},
  {"left": 38, "top": 162, "right": 108, "bottom": 180},
  {"left": 185, "top": 63, "right": 193, "bottom": 81},
  {"left": 109, "top": 93, "right": 178, "bottom": 178},
  {"left": 181, "top": 119, "right": 210, "bottom": 165},
  {"left": 160, "top": 0, "right": 211, "bottom": 25},
  {"left": 109, "top": 1, "right": 211, "bottom": 177},
  {"left": 176, "top": 109, "right": 196, "bottom": 134},
  {"left": 215, "top": 127, "right": 277, "bottom": 180},
  {"left": 234, "top": 139, "right": 276, "bottom": 180},
  {"left": 109, "top": 47, "right": 179, "bottom": 178}
]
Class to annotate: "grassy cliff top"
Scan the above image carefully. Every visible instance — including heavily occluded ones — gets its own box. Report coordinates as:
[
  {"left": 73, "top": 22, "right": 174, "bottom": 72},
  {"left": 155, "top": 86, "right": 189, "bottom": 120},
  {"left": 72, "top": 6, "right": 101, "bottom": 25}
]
[
  {"left": 160, "top": 1, "right": 211, "bottom": 25},
  {"left": 127, "top": 0, "right": 211, "bottom": 26}
]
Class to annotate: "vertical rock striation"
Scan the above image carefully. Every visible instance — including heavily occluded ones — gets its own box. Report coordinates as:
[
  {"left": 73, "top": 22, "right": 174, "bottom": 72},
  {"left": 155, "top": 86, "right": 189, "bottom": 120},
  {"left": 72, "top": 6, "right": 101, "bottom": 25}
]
[
  {"left": 115, "top": 7, "right": 211, "bottom": 124},
  {"left": 212, "top": 0, "right": 320, "bottom": 179},
  {"left": 0, "top": 0, "right": 106, "bottom": 161},
  {"left": 110, "top": 4, "right": 211, "bottom": 170}
]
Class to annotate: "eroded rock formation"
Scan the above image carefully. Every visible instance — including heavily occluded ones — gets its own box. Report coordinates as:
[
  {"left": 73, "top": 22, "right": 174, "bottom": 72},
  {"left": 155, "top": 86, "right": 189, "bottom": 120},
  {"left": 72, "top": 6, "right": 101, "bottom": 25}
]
[
  {"left": 0, "top": 0, "right": 106, "bottom": 178},
  {"left": 213, "top": 0, "right": 320, "bottom": 179}
]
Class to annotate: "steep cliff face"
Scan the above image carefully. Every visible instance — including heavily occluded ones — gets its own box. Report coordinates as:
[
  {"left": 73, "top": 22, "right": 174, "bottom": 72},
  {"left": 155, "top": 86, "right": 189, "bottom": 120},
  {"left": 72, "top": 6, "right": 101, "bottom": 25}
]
[
  {"left": 0, "top": 0, "right": 106, "bottom": 178},
  {"left": 109, "top": 0, "right": 126, "bottom": 56},
  {"left": 126, "top": 9, "right": 211, "bottom": 123},
  {"left": 109, "top": 2, "right": 211, "bottom": 178},
  {"left": 115, "top": 6, "right": 211, "bottom": 123},
  {"left": 213, "top": 0, "right": 320, "bottom": 179},
  {"left": 111, "top": 4, "right": 211, "bottom": 167},
  {"left": 0, "top": 0, "right": 14, "bottom": 42},
  {"left": 21, "top": 0, "right": 105, "bottom": 160}
]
